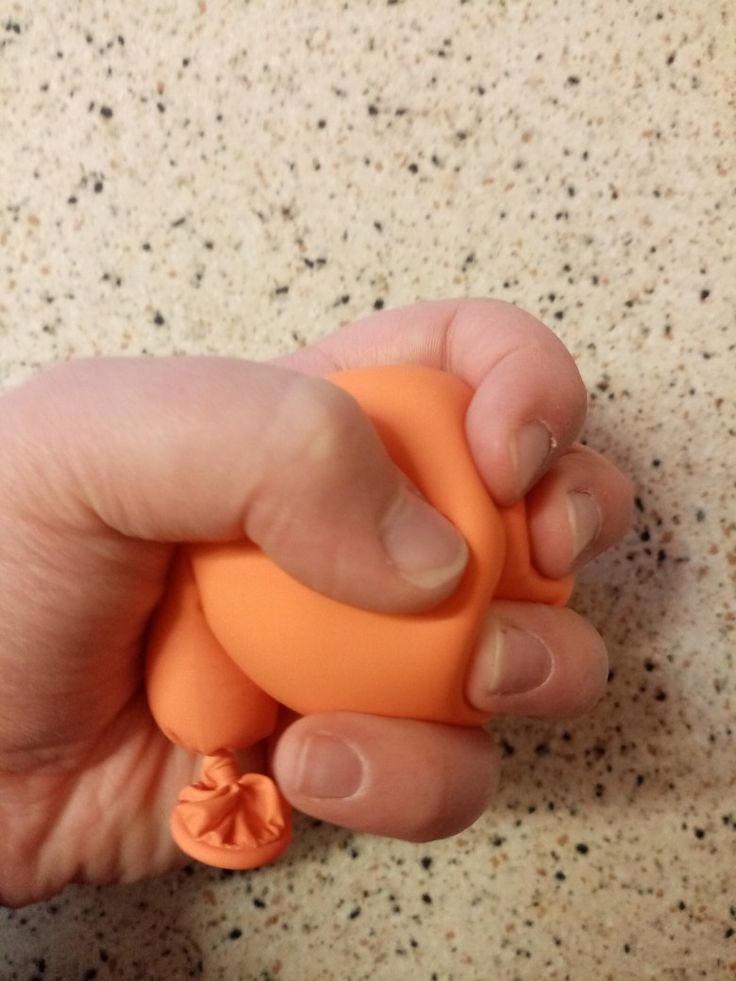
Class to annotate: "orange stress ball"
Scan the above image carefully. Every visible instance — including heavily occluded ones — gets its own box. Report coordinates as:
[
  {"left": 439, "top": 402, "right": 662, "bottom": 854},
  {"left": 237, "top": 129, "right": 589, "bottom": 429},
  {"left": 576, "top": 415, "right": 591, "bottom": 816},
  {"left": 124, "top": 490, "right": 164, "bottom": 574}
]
[{"left": 146, "top": 365, "right": 572, "bottom": 869}]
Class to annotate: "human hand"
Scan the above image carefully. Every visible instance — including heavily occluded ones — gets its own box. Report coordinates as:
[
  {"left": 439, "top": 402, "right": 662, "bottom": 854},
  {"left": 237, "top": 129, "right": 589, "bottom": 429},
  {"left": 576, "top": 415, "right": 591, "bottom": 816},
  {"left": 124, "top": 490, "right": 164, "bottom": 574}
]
[{"left": 0, "top": 298, "right": 632, "bottom": 906}]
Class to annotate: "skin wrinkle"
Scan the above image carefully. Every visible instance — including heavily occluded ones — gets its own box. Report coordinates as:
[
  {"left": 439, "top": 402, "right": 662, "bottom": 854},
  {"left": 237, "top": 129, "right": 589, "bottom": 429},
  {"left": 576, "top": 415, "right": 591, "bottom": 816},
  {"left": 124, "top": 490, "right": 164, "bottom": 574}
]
[
  {"left": 285, "top": 307, "right": 559, "bottom": 509},
  {"left": 437, "top": 299, "right": 461, "bottom": 376},
  {"left": 0, "top": 515, "right": 158, "bottom": 756},
  {"left": 0, "top": 299, "right": 630, "bottom": 905},
  {"left": 410, "top": 306, "right": 551, "bottom": 388},
  {"left": 23, "top": 698, "right": 195, "bottom": 901},
  {"left": 278, "top": 303, "right": 585, "bottom": 419},
  {"left": 0, "top": 767, "right": 75, "bottom": 905}
]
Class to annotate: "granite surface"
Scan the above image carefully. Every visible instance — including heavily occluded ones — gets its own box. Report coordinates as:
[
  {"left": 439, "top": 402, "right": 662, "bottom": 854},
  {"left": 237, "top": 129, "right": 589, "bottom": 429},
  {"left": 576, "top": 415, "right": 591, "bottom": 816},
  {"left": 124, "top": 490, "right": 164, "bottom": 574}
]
[{"left": 1, "top": 1, "right": 734, "bottom": 978}]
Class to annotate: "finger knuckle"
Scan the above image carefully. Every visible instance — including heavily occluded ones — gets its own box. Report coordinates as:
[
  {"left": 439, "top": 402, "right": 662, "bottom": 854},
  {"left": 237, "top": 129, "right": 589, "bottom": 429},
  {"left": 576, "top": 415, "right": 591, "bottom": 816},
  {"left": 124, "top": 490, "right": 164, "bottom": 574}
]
[
  {"left": 274, "top": 375, "right": 357, "bottom": 467},
  {"left": 244, "top": 376, "right": 361, "bottom": 549}
]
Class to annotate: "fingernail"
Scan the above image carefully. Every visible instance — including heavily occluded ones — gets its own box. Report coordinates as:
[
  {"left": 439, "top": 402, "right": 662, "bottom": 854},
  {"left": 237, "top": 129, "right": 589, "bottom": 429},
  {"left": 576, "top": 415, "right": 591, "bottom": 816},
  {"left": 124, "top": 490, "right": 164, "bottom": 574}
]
[
  {"left": 381, "top": 488, "right": 468, "bottom": 589},
  {"left": 472, "top": 623, "right": 552, "bottom": 703},
  {"left": 287, "top": 733, "right": 364, "bottom": 799},
  {"left": 512, "top": 421, "right": 554, "bottom": 496},
  {"left": 567, "top": 491, "right": 601, "bottom": 565}
]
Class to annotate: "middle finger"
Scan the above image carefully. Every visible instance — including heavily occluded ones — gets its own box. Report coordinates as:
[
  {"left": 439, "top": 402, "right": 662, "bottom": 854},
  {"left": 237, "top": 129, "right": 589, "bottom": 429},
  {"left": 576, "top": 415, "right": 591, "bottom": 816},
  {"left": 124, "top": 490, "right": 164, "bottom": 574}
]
[{"left": 465, "top": 601, "right": 610, "bottom": 719}]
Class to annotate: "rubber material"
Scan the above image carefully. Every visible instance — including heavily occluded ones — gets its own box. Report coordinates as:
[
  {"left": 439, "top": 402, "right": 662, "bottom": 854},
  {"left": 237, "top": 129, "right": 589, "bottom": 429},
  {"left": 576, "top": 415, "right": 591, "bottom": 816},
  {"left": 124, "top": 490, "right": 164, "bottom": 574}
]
[{"left": 146, "top": 365, "right": 573, "bottom": 869}]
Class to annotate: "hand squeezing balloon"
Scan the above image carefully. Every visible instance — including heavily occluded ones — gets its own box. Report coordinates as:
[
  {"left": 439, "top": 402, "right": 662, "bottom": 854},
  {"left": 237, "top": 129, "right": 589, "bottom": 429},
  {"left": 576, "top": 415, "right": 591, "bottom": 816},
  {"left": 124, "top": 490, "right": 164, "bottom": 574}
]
[{"left": 146, "top": 365, "right": 573, "bottom": 869}]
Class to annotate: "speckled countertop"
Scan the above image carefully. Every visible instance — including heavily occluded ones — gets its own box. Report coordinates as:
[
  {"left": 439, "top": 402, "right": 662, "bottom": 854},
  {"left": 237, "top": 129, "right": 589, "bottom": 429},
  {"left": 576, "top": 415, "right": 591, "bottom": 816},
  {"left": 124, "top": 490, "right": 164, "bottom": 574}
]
[{"left": 1, "top": 1, "right": 734, "bottom": 979}]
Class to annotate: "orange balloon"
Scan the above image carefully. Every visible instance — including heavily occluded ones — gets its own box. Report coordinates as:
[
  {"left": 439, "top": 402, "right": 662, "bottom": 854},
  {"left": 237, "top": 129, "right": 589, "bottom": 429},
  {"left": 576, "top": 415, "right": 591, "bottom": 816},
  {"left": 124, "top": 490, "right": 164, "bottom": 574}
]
[{"left": 146, "top": 365, "right": 571, "bottom": 869}]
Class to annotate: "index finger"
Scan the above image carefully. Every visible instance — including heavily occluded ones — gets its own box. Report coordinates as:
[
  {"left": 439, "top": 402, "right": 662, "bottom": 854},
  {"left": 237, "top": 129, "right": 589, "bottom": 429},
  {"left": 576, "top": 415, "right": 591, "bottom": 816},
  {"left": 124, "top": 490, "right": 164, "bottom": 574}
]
[{"left": 274, "top": 298, "right": 588, "bottom": 505}]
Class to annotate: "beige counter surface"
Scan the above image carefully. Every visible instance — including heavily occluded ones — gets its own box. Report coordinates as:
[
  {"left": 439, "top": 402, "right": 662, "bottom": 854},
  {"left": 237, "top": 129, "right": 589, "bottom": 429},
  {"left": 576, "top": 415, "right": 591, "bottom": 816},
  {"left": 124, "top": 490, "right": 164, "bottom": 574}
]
[{"left": 1, "top": 2, "right": 734, "bottom": 978}]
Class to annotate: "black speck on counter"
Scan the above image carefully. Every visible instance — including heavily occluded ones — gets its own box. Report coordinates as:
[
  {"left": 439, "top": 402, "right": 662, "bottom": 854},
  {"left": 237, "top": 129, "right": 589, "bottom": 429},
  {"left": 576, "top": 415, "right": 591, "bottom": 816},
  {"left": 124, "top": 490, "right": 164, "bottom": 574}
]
[
  {"left": 566, "top": 75, "right": 580, "bottom": 85},
  {"left": 575, "top": 843, "right": 589, "bottom": 854},
  {"left": 93, "top": 180, "right": 104, "bottom": 193},
  {"left": 421, "top": 892, "right": 432, "bottom": 904},
  {"left": 348, "top": 906, "right": 361, "bottom": 919},
  {"left": 100, "top": 105, "right": 113, "bottom": 119},
  {"left": 153, "top": 311, "right": 165, "bottom": 326},
  {"left": 421, "top": 856, "right": 433, "bottom": 870},
  {"left": 228, "top": 928, "right": 242, "bottom": 940}
]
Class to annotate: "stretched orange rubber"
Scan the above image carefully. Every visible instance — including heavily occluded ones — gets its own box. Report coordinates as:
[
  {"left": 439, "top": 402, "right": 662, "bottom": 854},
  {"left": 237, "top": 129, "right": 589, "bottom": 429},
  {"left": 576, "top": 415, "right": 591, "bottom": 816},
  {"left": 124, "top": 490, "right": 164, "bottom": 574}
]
[{"left": 146, "top": 365, "right": 572, "bottom": 869}]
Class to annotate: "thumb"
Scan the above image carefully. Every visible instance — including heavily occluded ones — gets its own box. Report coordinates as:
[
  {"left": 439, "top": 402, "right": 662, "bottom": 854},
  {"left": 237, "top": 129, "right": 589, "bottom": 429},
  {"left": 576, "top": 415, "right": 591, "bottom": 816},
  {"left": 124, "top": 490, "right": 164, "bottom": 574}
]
[{"left": 3, "top": 357, "right": 467, "bottom": 612}]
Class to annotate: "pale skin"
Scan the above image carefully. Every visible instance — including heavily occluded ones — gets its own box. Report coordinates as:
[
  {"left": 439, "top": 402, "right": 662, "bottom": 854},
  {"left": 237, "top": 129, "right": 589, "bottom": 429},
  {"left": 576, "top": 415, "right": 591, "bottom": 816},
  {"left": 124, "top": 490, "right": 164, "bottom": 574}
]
[{"left": 0, "top": 298, "right": 632, "bottom": 907}]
